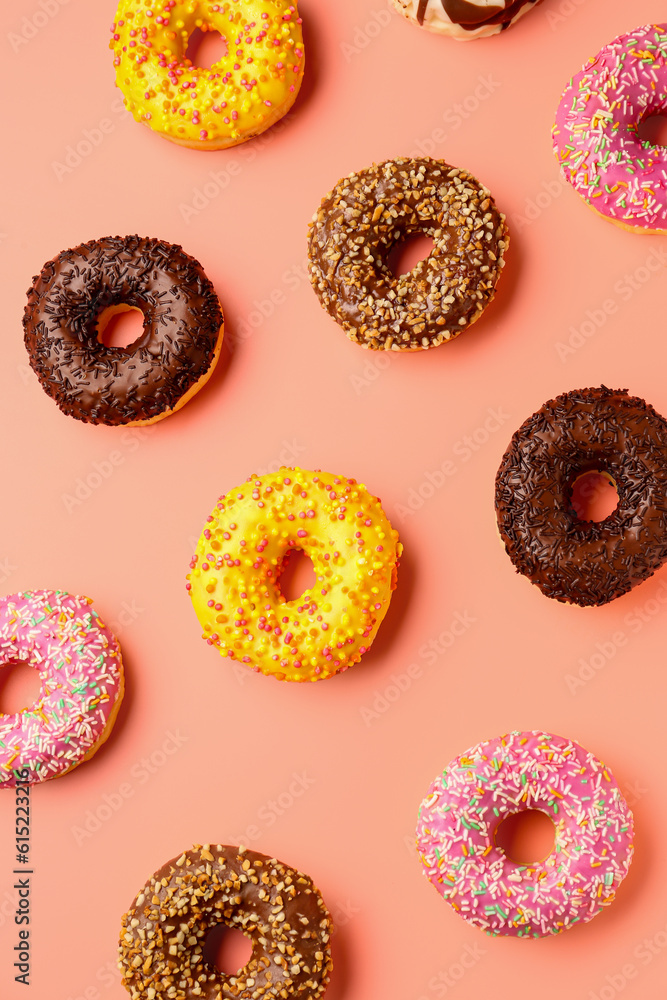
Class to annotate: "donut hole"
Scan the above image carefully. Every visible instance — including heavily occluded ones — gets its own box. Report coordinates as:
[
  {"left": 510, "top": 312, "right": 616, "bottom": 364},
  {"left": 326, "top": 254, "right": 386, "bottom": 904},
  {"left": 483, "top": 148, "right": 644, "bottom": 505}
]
[
  {"left": 97, "top": 305, "right": 146, "bottom": 351},
  {"left": 278, "top": 548, "right": 316, "bottom": 603},
  {"left": 386, "top": 232, "right": 436, "bottom": 277},
  {"left": 638, "top": 114, "right": 667, "bottom": 148},
  {"left": 495, "top": 810, "right": 556, "bottom": 865},
  {"left": 186, "top": 27, "right": 228, "bottom": 69},
  {"left": 203, "top": 924, "right": 253, "bottom": 976},
  {"left": 0, "top": 660, "right": 42, "bottom": 715},
  {"left": 571, "top": 471, "right": 619, "bottom": 522}
]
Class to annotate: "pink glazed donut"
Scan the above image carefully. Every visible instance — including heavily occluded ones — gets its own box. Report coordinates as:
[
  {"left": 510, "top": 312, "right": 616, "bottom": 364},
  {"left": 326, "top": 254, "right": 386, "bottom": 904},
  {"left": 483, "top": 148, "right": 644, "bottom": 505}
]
[
  {"left": 416, "top": 731, "right": 634, "bottom": 937},
  {"left": 553, "top": 24, "right": 667, "bottom": 233},
  {"left": 0, "top": 591, "right": 124, "bottom": 787}
]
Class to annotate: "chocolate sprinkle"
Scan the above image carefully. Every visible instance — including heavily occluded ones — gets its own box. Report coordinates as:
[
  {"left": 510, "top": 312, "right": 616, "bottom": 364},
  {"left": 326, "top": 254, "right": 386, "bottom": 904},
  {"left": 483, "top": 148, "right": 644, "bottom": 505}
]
[
  {"left": 307, "top": 157, "right": 508, "bottom": 352},
  {"left": 119, "top": 845, "right": 333, "bottom": 1000},
  {"left": 495, "top": 386, "right": 667, "bottom": 607},
  {"left": 23, "top": 235, "right": 224, "bottom": 426}
]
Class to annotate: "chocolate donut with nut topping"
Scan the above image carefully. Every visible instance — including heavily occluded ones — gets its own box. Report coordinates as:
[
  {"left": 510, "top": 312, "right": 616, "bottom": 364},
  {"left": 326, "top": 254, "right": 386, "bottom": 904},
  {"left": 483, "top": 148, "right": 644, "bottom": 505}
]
[
  {"left": 308, "top": 157, "right": 508, "bottom": 352},
  {"left": 119, "top": 845, "right": 333, "bottom": 1000}
]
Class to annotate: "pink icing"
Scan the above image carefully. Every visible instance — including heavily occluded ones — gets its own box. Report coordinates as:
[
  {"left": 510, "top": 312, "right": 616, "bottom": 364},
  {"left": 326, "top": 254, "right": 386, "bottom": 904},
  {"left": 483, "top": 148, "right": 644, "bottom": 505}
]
[
  {"left": 553, "top": 23, "right": 667, "bottom": 230},
  {"left": 0, "top": 591, "right": 123, "bottom": 787},
  {"left": 416, "top": 730, "right": 634, "bottom": 937}
]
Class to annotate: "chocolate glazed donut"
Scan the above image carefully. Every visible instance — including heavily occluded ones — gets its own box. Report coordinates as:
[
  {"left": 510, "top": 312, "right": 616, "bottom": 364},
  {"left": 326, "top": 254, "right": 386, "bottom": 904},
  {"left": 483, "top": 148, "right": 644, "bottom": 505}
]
[
  {"left": 23, "top": 235, "right": 224, "bottom": 426},
  {"left": 418, "top": 0, "right": 539, "bottom": 29},
  {"left": 394, "top": 0, "right": 541, "bottom": 37},
  {"left": 119, "top": 845, "right": 333, "bottom": 1000},
  {"left": 308, "top": 157, "right": 508, "bottom": 352},
  {"left": 495, "top": 387, "right": 667, "bottom": 607}
]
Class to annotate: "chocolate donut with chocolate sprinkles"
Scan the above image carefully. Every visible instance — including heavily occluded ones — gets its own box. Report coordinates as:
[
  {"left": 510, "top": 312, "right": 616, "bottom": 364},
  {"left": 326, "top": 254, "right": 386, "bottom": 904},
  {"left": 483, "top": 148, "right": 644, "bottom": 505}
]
[
  {"left": 119, "top": 844, "right": 333, "bottom": 1000},
  {"left": 495, "top": 387, "right": 667, "bottom": 607},
  {"left": 391, "top": 0, "right": 542, "bottom": 40},
  {"left": 307, "top": 157, "right": 508, "bottom": 352},
  {"left": 23, "top": 235, "right": 224, "bottom": 426}
]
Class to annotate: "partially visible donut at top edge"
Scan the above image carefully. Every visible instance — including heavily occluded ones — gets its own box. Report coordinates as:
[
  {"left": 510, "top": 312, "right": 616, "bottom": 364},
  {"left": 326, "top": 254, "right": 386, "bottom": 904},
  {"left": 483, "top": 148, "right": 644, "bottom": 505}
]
[
  {"left": 23, "top": 235, "right": 225, "bottom": 427},
  {"left": 110, "top": 1, "right": 305, "bottom": 150},
  {"left": 495, "top": 386, "right": 667, "bottom": 607},
  {"left": 307, "top": 158, "right": 509, "bottom": 353},
  {"left": 391, "top": 0, "right": 543, "bottom": 40}
]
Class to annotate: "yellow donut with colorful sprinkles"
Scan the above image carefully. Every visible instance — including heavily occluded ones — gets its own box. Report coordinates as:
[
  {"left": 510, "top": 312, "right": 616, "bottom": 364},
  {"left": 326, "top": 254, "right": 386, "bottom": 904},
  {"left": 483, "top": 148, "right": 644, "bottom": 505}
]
[
  {"left": 110, "top": 0, "right": 305, "bottom": 150},
  {"left": 187, "top": 467, "right": 402, "bottom": 682}
]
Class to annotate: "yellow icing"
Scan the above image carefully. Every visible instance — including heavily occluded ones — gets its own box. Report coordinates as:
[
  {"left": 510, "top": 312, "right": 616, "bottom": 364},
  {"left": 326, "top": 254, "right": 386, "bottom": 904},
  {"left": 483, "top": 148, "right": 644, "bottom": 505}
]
[
  {"left": 188, "top": 468, "right": 402, "bottom": 682},
  {"left": 111, "top": 0, "right": 304, "bottom": 149}
]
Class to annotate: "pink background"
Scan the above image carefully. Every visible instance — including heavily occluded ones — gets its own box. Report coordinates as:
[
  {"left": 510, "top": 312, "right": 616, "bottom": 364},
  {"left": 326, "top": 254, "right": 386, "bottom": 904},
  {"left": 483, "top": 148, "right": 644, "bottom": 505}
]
[{"left": 2, "top": 1, "right": 667, "bottom": 998}]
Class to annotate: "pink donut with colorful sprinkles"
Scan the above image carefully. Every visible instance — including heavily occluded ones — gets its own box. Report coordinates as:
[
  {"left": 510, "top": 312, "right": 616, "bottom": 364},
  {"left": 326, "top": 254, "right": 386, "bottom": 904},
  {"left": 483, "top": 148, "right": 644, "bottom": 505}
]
[
  {"left": 416, "top": 731, "right": 634, "bottom": 937},
  {"left": 553, "top": 24, "right": 667, "bottom": 232},
  {"left": 0, "top": 591, "right": 124, "bottom": 788}
]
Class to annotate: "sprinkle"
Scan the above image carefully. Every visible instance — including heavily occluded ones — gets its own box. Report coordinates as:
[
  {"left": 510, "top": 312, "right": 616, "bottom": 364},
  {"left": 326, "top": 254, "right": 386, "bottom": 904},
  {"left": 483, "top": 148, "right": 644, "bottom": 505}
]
[
  {"left": 0, "top": 591, "right": 123, "bottom": 788},
  {"left": 110, "top": 0, "right": 305, "bottom": 147},
  {"left": 186, "top": 468, "right": 401, "bottom": 682},
  {"left": 416, "top": 731, "right": 634, "bottom": 938},
  {"left": 553, "top": 24, "right": 667, "bottom": 230}
]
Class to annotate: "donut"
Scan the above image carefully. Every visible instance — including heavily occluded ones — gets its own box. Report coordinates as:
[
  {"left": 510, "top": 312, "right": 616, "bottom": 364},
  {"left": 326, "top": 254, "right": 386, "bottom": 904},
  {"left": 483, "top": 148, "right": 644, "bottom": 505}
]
[
  {"left": 0, "top": 591, "right": 124, "bottom": 787},
  {"left": 416, "top": 730, "right": 634, "bottom": 937},
  {"left": 119, "top": 844, "right": 333, "bottom": 1000},
  {"left": 110, "top": 0, "right": 305, "bottom": 150},
  {"left": 23, "top": 235, "right": 224, "bottom": 426},
  {"left": 307, "top": 157, "right": 509, "bottom": 352},
  {"left": 495, "top": 386, "right": 667, "bottom": 606},
  {"left": 553, "top": 24, "right": 667, "bottom": 233},
  {"left": 187, "top": 467, "right": 401, "bottom": 681},
  {"left": 391, "top": 1, "right": 541, "bottom": 40}
]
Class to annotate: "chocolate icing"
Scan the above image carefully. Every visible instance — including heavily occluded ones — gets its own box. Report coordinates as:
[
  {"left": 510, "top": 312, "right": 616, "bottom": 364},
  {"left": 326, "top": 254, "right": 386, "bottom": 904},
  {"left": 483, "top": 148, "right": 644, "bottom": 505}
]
[
  {"left": 119, "top": 845, "right": 333, "bottom": 1000},
  {"left": 495, "top": 387, "right": 667, "bottom": 607},
  {"left": 416, "top": 0, "right": 539, "bottom": 30},
  {"left": 308, "top": 157, "right": 508, "bottom": 351},
  {"left": 23, "top": 235, "right": 223, "bottom": 426}
]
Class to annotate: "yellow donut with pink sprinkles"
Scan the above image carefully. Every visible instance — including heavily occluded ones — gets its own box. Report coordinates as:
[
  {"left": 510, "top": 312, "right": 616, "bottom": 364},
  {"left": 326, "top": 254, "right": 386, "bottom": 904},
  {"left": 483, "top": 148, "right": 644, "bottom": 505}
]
[{"left": 110, "top": 0, "right": 305, "bottom": 150}]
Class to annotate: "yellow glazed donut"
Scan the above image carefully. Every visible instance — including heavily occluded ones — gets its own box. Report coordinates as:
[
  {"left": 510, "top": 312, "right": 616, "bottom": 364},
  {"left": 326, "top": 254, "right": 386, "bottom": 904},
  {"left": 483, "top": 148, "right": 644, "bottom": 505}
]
[
  {"left": 187, "top": 468, "right": 402, "bottom": 682},
  {"left": 110, "top": 1, "right": 305, "bottom": 150}
]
